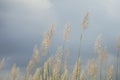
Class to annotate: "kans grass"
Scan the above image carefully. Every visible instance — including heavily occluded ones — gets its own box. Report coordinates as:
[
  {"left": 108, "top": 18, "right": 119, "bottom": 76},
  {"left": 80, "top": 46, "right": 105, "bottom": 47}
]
[{"left": 0, "top": 13, "right": 120, "bottom": 80}]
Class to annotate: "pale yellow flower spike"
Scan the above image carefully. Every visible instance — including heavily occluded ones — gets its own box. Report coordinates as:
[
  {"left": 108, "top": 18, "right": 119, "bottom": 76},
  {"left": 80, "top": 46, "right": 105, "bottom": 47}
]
[
  {"left": 87, "top": 60, "right": 98, "bottom": 79},
  {"left": 107, "top": 65, "right": 113, "bottom": 80},
  {"left": 95, "top": 34, "right": 103, "bottom": 54},
  {"left": 64, "top": 24, "right": 71, "bottom": 42},
  {"left": 80, "top": 70, "right": 86, "bottom": 80},
  {"left": 11, "top": 64, "right": 19, "bottom": 80},
  {"left": 41, "top": 24, "right": 55, "bottom": 54},
  {"left": 81, "top": 12, "right": 89, "bottom": 31},
  {"left": 99, "top": 48, "right": 108, "bottom": 64},
  {"left": 0, "top": 58, "right": 5, "bottom": 71},
  {"left": 33, "top": 68, "right": 40, "bottom": 80}
]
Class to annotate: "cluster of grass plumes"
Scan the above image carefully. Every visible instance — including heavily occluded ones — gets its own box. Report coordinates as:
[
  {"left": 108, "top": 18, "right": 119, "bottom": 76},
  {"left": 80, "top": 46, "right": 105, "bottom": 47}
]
[{"left": 0, "top": 12, "right": 120, "bottom": 80}]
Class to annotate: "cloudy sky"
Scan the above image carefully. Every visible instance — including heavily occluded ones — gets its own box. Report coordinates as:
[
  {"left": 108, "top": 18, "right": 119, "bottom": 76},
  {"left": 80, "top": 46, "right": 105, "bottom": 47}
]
[{"left": 0, "top": 0, "right": 120, "bottom": 72}]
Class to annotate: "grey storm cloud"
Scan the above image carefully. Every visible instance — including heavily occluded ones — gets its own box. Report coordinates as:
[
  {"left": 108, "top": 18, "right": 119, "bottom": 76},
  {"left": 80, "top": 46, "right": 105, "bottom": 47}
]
[{"left": 0, "top": 0, "right": 120, "bottom": 71}]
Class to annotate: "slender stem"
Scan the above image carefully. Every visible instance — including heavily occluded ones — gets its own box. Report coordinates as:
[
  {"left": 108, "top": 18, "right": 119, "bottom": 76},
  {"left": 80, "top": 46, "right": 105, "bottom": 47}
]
[
  {"left": 59, "top": 40, "right": 65, "bottom": 79},
  {"left": 78, "top": 34, "right": 83, "bottom": 59},
  {"left": 100, "top": 63, "right": 102, "bottom": 80},
  {"left": 77, "top": 55, "right": 80, "bottom": 80},
  {"left": 63, "top": 41, "right": 65, "bottom": 65},
  {"left": 47, "top": 48, "right": 50, "bottom": 80},
  {"left": 114, "top": 56, "right": 116, "bottom": 80},
  {"left": 116, "top": 50, "right": 119, "bottom": 80},
  {"left": 118, "top": 51, "right": 120, "bottom": 80},
  {"left": 76, "top": 33, "right": 83, "bottom": 80}
]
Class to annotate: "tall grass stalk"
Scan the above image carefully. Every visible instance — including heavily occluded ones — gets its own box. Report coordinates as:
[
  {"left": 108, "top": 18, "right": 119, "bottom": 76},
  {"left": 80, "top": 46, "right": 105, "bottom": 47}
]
[
  {"left": 78, "top": 12, "right": 89, "bottom": 58},
  {"left": 78, "top": 34, "right": 83, "bottom": 58},
  {"left": 116, "top": 50, "right": 119, "bottom": 80},
  {"left": 116, "top": 36, "right": 120, "bottom": 80}
]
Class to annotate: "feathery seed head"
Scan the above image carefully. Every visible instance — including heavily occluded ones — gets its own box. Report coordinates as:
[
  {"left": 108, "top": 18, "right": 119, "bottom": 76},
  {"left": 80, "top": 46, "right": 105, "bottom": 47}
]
[
  {"left": 11, "top": 64, "right": 19, "bottom": 80},
  {"left": 49, "top": 24, "right": 55, "bottom": 39},
  {"left": 65, "top": 48, "right": 70, "bottom": 59},
  {"left": 41, "top": 32, "right": 51, "bottom": 54},
  {"left": 26, "top": 60, "right": 34, "bottom": 74},
  {"left": 87, "top": 60, "right": 98, "bottom": 77},
  {"left": 43, "top": 61, "right": 48, "bottom": 79},
  {"left": 107, "top": 65, "right": 113, "bottom": 80},
  {"left": 41, "top": 25, "right": 55, "bottom": 54},
  {"left": 95, "top": 34, "right": 103, "bottom": 54},
  {"left": 62, "top": 65, "right": 69, "bottom": 80},
  {"left": 33, "top": 68, "right": 40, "bottom": 80},
  {"left": 64, "top": 24, "right": 71, "bottom": 42},
  {"left": 80, "top": 70, "right": 86, "bottom": 80},
  {"left": 81, "top": 12, "right": 89, "bottom": 31},
  {"left": 26, "top": 45, "right": 40, "bottom": 75},
  {"left": 33, "top": 45, "right": 40, "bottom": 63},
  {"left": 56, "top": 47, "right": 63, "bottom": 65},
  {"left": 99, "top": 48, "right": 108, "bottom": 64},
  {"left": 72, "top": 58, "right": 81, "bottom": 80},
  {"left": 0, "top": 58, "right": 5, "bottom": 71}
]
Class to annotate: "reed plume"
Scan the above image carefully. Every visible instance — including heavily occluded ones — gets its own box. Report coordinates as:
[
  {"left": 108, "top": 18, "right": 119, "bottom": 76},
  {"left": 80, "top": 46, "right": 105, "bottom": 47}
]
[
  {"left": 107, "top": 65, "right": 113, "bottom": 80},
  {"left": 28, "top": 75, "right": 32, "bottom": 80},
  {"left": 95, "top": 35, "right": 108, "bottom": 80},
  {"left": 87, "top": 60, "right": 98, "bottom": 80},
  {"left": 99, "top": 48, "right": 108, "bottom": 64},
  {"left": 41, "top": 24, "right": 55, "bottom": 54},
  {"left": 95, "top": 34, "right": 103, "bottom": 54},
  {"left": 116, "top": 36, "right": 120, "bottom": 80},
  {"left": 62, "top": 64, "right": 69, "bottom": 80},
  {"left": 78, "top": 12, "right": 89, "bottom": 58},
  {"left": 27, "top": 45, "right": 39, "bottom": 73},
  {"left": 43, "top": 61, "right": 48, "bottom": 80},
  {"left": 55, "top": 47, "right": 63, "bottom": 79},
  {"left": 63, "top": 24, "right": 71, "bottom": 80},
  {"left": 33, "top": 68, "right": 40, "bottom": 80},
  {"left": 72, "top": 58, "right": 81, "bottom": 80},
  {"left": 80, "top": 70, "right": 86, "bottom": 80},
  {"left": 64, "top": 24, "right": 71, "bottom": 42},
  {"left": 0, "top": 58, "right": 5, "bottom": 72},
  {"left": 99, "top": 48, "right": 108, "bottom": 80},
  {"left": 41, "top": 32, "right": 51, "bottom": 53},
  {"left": 25, "top": 45, "right": 40, "bottom": 80},
  {"left": 81, "top": 12, "right": 89, "bottom": 31},
  {"left": 17, "top": 68, "right": 22, "bottom": 80},
  {"left": 65, "top": 48, "right": 70, "bottom": 67},
  {"left": 11, "top": 64, "right": 19, "bottom": 80}
]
